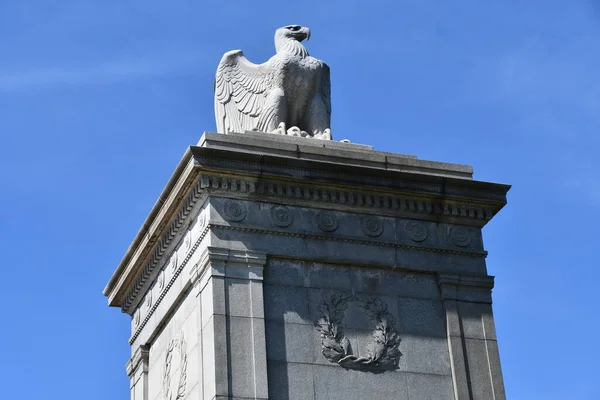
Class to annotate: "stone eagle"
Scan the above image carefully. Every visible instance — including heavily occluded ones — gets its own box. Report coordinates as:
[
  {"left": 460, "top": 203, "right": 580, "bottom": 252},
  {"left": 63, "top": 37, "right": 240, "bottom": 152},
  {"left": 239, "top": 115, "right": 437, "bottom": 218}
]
[{"left": 214, "top": 25, "right": 332, "bottom": 139}]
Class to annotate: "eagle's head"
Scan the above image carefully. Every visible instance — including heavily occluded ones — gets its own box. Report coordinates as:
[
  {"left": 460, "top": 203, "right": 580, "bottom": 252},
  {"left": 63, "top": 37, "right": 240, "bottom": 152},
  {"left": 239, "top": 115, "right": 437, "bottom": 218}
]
[
  {"left": 275, "top": 25, "right": 311, "bottom": 56},
  {"left": 275, "top": 25, "right": 311, "bottom": 42}
]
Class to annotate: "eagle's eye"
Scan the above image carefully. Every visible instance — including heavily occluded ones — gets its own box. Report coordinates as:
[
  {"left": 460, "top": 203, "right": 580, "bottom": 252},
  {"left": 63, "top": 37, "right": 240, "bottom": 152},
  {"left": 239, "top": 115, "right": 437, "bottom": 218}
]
[{"left": 287, "top": 25, "right": 301, "bottom": 31}]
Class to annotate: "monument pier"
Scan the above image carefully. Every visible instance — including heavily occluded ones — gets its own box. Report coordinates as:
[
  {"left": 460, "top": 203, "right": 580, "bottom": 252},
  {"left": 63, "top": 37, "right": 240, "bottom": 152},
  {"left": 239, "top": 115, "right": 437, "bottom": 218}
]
[{"left": 104, "top": 25, "right": 510, "bottom": 400}]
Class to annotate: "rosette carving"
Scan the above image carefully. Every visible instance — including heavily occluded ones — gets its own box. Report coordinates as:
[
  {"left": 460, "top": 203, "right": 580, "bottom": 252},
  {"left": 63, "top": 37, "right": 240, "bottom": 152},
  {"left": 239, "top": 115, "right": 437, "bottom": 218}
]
[
  {"left": 270, "top": 205, "right": 293, "bottom": 227},
  {"left": 223, "top": 200, "right": 247, "bottom": 222},
  {"left": 448, "top": 226, "right": 471, "bottom": 247},
  {"left": 317, "top": 211, "right": 339, "bottom": 232},
  {"left": 405, "top": 221, "right": 428, "bottom": 242},
  {"left": 361, "top": 216, "right": 383, "bottom": 237}
]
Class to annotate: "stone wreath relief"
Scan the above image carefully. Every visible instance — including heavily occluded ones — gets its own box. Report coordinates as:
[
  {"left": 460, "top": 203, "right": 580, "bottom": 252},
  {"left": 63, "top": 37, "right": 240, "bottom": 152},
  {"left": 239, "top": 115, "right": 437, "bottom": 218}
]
[
  {"left": 163, "top": 334, "right": 187, "bottom": 400},
  {"left": 315, "top": 293, "right": 401, "bottom": 370}
]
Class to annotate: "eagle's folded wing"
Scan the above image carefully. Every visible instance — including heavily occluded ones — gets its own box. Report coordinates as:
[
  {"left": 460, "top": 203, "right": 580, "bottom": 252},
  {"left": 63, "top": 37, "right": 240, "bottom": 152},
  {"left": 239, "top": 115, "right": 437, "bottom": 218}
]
[
  {"left": 319, "top": 62, "right": 331, "bottom": 117},
  {"left": 215, "top": 50, "right": 271, "bottom": 133}
]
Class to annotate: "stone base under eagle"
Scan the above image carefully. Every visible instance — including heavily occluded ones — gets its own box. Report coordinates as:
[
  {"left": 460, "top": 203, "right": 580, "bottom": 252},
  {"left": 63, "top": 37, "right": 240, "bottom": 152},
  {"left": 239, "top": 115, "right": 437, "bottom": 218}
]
[{"left": 214, "top": 25, "right": 332, "bottom": 140}]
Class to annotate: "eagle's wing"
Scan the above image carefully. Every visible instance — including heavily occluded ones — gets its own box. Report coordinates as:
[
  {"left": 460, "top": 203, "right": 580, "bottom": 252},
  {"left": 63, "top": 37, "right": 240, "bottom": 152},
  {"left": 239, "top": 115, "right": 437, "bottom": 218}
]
[
  {"left": 215, "top": 50, "right": 271, "bottom": 133},
  {"left": 319, "top": 62, "right": 332, "bottom": 118}
]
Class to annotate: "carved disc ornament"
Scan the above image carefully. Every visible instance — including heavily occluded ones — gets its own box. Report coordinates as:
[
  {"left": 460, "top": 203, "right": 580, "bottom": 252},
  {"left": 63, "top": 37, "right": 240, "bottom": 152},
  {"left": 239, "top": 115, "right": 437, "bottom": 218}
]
[
  {"left": 315, "top": 293, "right": 401, "bottom": 370},
  {"left": 170, "top": 252, "right": 178, "bottom": 271},
  {"left": 145, "top": 291, "right": 152, "bottom": 310},
  {"left": 158, "top": 271, "right": 166, "bottom": 292},
  {"left": 198, "top": 210, "right": 206, "bottom": 229},
  {"left": 448, "top": 226, "right": 471, "bottom": 247},
  {"left": 184, "top": 231, "right": 192, "bottom": 251},
  {"left": 223, "top": 200, "right": 247, "bottom": 222},
  {"left": 361, "top": 216, "right": 383, "bottom": 237},
  {"left": 317, "top": 211, "right": 338, "bottom": 232},
  {"left": 405, "top": 221, "right": 428, "bottom": 242},
  {"left": 271, "top": 205, "right": 293, "bottom": 227},
  {"left": 163, "top": 334, "right": 187, "bottom": 400}
]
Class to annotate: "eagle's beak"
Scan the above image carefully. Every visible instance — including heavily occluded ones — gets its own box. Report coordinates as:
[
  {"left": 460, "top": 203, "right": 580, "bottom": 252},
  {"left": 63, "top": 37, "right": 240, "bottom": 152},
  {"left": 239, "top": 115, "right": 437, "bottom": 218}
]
[{"left": 305, "top": 28, "right": 311, "bottom": 41}]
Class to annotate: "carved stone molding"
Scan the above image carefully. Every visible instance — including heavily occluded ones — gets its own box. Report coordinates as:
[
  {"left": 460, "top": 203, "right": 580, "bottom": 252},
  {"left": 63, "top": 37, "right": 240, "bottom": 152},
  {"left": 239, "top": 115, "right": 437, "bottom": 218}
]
[
  {"left": 405, "top": 221, "right": 428, "bottom": 242},
  {"left": 211, "top": 222, "right": 486, "bottom": 258},
  {"left": 163, "top": 333, "right": 187, "bottom": 400},
  {"left": 223, "top": 199, "right": 247, "bottom": 222},
  {"left": 121, "top": 181, "right": 204, "bottom": 313},
  {"left": 270, "top": 205, "right": 293, "bottom": 227},
  {"left": 200, "top": 173, "right": 498, "bottom": 224},
  {"left": 129, "top": 224, "right": 210, "bottom": 345},
  {"left": 126, "top": 345, "right": 149, "bottom": 378},
  {"left": 361, "top": 216, "right": 383, "bottom": 237},
  {"left": 437, "top": 272, "right": 495, "bottom": 303},
  {"left": 448, "top": 226, "right": 472, "bottom": 247},
  {"left": 315, "top": 292, "right": 401, "bottom": 370},
  {"left": 317, "top": 211, "right": 339, "bottom": 232}
]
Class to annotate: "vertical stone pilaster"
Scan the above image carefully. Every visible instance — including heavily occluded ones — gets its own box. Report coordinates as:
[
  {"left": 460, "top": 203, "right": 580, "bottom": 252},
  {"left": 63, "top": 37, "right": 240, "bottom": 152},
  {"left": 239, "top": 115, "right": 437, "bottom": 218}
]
[
  {"left": 191, "top": 246, "right": 269, "bottom": 400},
  {"left": 438, "top": 273, "right": 506, "bottom": 400},
  {"left": 126, "top": 345, "right": 149, "bottom": 400}
]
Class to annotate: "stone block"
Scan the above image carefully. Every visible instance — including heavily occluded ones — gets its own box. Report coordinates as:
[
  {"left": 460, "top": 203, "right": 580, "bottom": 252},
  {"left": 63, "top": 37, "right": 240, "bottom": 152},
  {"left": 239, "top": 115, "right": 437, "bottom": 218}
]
[
  {"left": 307, "top": 262, "right": 352, "bottom": 291},
  {"left": 200, "top": 276, "right": 226, "bottom": 328},
  {"left": 264, "top": 284, "right": 310, "bottom": 324},
  {"left": 227, "top": 316, "right": 268, "bottom": 399},
  {"left": 485, "top": 339, "right": 506, "bottom": 399},
  {"left": 406, "top": 372, "right": 455, "bottom": 400},
  {"left": 266, "top": 320, "right": 315, "bottom": 364},
  {"left": 397, "top": 335, "right": 451, "bottom": 376},
  {"left": 264, "top": 258, "right": 307, "bottom": 287},
  {"left": 312, "top": 365, "right": 409, "bottom": 400},
  {"left": 201, "top": 315, "right": 218, "bottom": 399},
  {"left": 268, "top": 361, "right": 315, "bottom": 400},
  {"left": 464, "top": 338, "right": 496, "bottom": 400},
  {"left": 225, "top": 278, "right": 252, "bottom": 318},
  {"left": 397, "top": 298, "right": 446, "bottom": 338},
  {"left": 457, "top": 302, "right": 497, "bottom": 340},
  {"left": 378, "top": 269, "right": 440, "bottom": 300}
]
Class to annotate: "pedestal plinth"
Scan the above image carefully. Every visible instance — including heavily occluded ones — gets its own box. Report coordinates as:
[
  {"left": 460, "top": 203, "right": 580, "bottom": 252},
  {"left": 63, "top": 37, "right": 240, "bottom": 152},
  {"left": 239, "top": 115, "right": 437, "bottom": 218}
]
[{"left": 104, "top": 132, "right": 510, "bottom": 400}]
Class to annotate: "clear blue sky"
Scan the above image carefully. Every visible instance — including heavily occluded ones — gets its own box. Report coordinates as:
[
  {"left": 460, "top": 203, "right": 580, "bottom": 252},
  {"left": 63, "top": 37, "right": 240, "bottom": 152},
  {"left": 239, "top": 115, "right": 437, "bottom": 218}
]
[{"left": 1, "top": 1, "right": 598, "bottom": 399}]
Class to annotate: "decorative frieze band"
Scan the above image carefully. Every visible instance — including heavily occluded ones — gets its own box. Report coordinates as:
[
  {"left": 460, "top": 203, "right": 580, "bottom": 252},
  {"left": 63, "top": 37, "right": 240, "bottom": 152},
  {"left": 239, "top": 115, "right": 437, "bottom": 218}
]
[
  {"left": 123, "top": 170, "right": 491, "bottom": 314},
  {"left": 211, "top": 222, "right": 487, "bottom": 258},
  {"left": 199, "top": 174, "right": 496, "bottom": 222}
]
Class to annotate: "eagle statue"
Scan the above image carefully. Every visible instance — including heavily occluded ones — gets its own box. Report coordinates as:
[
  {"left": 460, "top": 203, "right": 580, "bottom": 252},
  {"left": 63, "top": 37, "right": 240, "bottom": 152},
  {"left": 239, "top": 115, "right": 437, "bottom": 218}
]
[{"left": 214, "top": 25, "right": 332, "bottom": 140}]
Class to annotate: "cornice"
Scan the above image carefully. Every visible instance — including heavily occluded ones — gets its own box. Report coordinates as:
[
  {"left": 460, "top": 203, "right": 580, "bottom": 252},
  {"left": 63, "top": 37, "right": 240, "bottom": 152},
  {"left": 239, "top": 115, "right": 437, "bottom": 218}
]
[
  {"left": 106, "top": 133, "right": 509, "bottom": 312},
  {"left": 198, "top": 173, "right": 502, "bottom": 227},
  {"left": 103, "top": 151, "right": 201, "bottom": 308}
]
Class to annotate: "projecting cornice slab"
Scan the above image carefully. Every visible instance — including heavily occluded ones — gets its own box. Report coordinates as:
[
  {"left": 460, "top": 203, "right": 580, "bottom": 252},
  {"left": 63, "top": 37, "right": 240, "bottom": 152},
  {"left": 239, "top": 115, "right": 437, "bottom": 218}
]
[{"left": 104, "top": 132, "right": 510, "bottom": 309}]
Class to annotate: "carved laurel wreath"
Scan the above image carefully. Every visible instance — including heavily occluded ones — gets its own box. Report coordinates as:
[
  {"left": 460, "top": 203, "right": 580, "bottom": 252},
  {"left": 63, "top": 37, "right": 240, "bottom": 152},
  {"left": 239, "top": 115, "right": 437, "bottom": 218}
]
[
  {"left": 315, "top": 293, "right": 401, "bottom": 370},
  {"left": 163, "top": 334, "right": 187, "bottom": 400}
]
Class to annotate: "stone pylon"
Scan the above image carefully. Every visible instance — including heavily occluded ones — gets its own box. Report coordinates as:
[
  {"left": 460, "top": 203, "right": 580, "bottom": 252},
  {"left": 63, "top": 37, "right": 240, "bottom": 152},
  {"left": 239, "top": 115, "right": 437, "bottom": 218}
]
[{"left": 104, "top": 132, "right": 509, "bottom": 400}]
